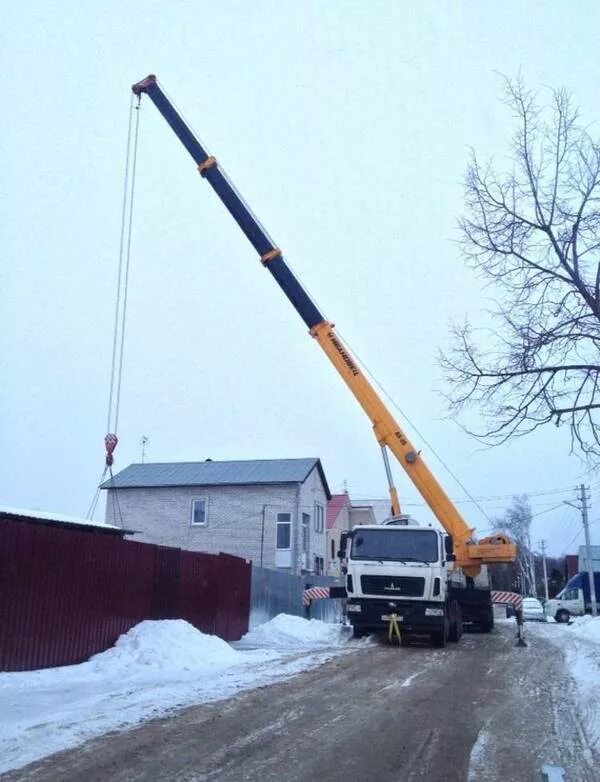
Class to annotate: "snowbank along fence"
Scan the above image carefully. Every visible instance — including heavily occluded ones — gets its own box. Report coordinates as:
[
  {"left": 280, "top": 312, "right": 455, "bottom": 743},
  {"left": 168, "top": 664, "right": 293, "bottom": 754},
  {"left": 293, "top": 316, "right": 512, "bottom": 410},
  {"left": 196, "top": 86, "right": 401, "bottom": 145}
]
[
  {"left": 250, "top": 566, "right": 342, "bottom": 628},
  {"left": 0, "top": 517, "right": 251, "bottom": 671}
]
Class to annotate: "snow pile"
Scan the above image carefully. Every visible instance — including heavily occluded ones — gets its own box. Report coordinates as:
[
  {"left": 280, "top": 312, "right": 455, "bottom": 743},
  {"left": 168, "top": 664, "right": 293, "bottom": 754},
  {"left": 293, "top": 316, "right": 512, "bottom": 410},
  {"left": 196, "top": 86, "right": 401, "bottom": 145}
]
[
  {"left": 0, "top": 618, "right": 354, "bottom": 773},
  {"left": 529, "top": 618, "right": 600, "bottom": 751},
  {"left": 89, "top": 620, "right": 240, "bottom": 671},
  {"left": 569, "top": 615, "right": 600, "bottom": 644},
  {"left": 240, "top": 613, "right": 344, "bottom": 649}
]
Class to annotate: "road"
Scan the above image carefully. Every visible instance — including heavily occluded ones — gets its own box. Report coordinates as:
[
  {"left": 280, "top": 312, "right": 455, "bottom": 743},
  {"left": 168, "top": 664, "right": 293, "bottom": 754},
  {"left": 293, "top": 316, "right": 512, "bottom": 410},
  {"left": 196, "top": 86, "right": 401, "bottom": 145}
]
[{"left": 4, "top": 622, "right": 597, "bottom": 782}]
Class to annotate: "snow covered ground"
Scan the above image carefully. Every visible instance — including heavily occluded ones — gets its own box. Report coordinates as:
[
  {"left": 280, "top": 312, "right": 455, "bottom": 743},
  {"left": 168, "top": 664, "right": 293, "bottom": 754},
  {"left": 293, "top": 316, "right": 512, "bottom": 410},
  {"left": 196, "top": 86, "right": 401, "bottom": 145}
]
[
  {"left": 527, "top": 615, "right": 600, "bottom": 752},
  {"left": 0, "top": 616, "right": 354, "bottom": 774}
]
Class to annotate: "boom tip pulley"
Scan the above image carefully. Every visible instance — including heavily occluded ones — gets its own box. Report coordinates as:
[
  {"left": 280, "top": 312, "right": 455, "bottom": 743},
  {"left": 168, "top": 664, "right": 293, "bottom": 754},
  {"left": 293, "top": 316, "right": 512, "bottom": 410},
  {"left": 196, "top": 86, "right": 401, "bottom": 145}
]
[{"left": 132, "top": 74, "right": 157, "bottom": 96}]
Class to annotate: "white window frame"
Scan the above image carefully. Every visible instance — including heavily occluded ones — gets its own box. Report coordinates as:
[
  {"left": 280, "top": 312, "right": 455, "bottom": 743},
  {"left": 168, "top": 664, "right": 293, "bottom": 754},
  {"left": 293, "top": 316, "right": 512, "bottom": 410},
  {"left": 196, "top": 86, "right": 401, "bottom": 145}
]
[
  {"left": 276, "top": 512, "right": 292, "bottom": 550},
  {"left": 314, "top": 503, "right": 324, "bottom": 533},
  {"left": 190, "top": 497, "right": 208, "bottom": 527},
  {"left": 302, "top": 512, "right": 310, "bottom": 555}
]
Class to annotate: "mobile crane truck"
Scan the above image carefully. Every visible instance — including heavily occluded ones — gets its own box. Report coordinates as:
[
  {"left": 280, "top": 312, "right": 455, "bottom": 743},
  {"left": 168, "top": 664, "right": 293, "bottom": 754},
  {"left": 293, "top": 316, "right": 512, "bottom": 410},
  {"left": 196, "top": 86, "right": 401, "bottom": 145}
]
[{"left": 131, "top": 75, "right": 517, "bottom": 646}]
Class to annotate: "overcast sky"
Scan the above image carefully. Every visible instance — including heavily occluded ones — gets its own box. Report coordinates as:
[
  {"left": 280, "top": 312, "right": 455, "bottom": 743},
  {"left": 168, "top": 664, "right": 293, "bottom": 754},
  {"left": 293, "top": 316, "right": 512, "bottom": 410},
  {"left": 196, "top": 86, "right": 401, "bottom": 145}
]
[{"left": 2, "top": 1, "right": 600, "bottom": 555}]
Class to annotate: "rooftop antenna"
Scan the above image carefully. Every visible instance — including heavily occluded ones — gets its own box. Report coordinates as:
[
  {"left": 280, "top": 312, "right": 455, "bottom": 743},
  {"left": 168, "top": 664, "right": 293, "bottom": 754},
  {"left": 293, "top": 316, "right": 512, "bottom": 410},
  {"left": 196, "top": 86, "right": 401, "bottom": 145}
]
[{"left": 140, "top": 435, "right": 149, "bottom": 463}]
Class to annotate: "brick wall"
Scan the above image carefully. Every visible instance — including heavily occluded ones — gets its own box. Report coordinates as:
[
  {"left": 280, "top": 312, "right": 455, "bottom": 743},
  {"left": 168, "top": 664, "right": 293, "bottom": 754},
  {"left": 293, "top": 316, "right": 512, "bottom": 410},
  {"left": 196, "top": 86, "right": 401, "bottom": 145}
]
[{"left": 105, "top": 477, "right": 326, "bottom": 573}]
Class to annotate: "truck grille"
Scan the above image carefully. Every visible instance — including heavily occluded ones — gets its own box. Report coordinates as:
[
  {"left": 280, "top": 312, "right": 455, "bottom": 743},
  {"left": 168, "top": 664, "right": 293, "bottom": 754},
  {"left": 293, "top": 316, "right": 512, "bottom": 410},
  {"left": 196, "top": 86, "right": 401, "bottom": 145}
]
[{"left": 360, "top": 575, "right": 425, "bottom": 597}]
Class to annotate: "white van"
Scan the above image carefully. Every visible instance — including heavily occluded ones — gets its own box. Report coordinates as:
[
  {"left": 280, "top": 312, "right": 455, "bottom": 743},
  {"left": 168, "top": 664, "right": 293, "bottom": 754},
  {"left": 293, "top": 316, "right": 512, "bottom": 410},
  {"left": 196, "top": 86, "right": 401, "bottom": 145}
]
[{"left": 543, "top": 570, "right": 600, "bottom": 622}]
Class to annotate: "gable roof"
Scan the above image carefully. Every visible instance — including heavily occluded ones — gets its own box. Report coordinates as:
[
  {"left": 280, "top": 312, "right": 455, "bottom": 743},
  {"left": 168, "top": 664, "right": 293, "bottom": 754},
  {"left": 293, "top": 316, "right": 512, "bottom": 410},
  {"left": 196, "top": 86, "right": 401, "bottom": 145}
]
[
  {"left": 327, "top": 493, "right": 350, "bottom": 529},
  {"left": 101, "top": 458, "right": 331, "bottom": 499}
]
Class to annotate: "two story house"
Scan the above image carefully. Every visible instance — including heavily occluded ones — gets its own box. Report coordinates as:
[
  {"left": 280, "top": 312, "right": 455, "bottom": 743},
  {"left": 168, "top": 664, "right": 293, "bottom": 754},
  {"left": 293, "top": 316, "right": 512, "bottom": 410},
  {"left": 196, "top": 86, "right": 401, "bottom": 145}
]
[{"left": 102, "top": 457, "right": 330, "bottom": 575}]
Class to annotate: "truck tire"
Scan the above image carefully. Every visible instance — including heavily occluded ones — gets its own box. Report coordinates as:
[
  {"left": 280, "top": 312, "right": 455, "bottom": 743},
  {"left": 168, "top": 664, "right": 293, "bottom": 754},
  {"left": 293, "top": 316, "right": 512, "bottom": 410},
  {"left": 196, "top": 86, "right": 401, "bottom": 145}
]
[
  {"left": 433, "top": 619, "right": 449, "bottom": 648},
  {"left": 449, "top": 606, "right": 463, "bottom": 642},
  {"left": 556, "top": 609, "right": 570, "bottom": 624},
  {"left": 479, "top": 607, "right": 494, "bottom": 633},
  {"left": 352, "top": 626, "right": 368, "bottom": 639}
]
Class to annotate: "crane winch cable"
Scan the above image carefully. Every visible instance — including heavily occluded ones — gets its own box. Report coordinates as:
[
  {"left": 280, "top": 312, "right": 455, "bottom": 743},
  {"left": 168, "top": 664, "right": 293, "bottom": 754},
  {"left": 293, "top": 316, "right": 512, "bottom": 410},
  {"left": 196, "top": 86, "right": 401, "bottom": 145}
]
[
  {"left": 86, "top": 93, "right": 141, "bottom": 521},
  {"left": 333, "top": 325, "right": 496, "bottom": 528}
]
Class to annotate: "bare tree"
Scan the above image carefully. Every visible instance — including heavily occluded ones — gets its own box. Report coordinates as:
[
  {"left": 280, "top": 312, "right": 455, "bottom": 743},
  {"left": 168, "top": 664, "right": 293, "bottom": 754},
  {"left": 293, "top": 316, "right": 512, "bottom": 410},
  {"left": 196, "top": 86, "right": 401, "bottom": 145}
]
[
  {"left": 442, "top": 76, "right": 600, "bottom": 458},
  {"left": 499, "top": 495, "right": 535, "bottom": 595}
]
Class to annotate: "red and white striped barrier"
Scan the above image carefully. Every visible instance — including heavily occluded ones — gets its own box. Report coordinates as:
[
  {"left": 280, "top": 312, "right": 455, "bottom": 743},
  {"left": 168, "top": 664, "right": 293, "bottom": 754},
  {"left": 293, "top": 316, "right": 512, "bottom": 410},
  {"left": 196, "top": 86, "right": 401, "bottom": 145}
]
[
  {"left": 491, "top": 591, "right": 523, "bottom": 609},
  {"left": 303, "top": 587, "right": 330, "bottom": 606}
]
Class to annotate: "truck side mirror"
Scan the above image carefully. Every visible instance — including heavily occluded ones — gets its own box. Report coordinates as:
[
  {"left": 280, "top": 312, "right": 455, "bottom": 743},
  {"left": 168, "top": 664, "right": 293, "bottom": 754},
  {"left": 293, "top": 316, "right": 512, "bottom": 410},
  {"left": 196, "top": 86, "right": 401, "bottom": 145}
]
[
  {"left": 444, "top": 535, "right": 454, "bottom": 557},
  {"left": 337, "top": 532, "right": 348, "bottom": 559}
]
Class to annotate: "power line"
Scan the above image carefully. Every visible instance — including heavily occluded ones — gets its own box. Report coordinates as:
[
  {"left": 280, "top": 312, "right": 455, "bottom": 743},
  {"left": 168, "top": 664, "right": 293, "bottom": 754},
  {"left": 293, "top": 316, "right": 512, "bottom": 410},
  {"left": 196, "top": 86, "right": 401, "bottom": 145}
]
[
  {"left": 348, "top": 486, "right": 579, "bottom": 505},
  {"left": 531, "top": 503, "right": 565, "bottom": 519},
  {"left": 334, "top": 327, "right": 495, "bottom": 525},
  {"left": 561, "top": 526, "right": 583, "bottom": 555}
]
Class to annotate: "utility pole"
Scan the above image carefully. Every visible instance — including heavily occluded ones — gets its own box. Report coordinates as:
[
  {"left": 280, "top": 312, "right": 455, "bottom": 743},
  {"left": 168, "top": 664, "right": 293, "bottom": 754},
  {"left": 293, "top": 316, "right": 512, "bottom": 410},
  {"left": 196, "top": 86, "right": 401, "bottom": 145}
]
[
  {"left": 564, "top": 486, "right": 597, "bottom": 617},
  {"left": 260, "top": 504, "right": 266, "bottom": 568},
  {"left": 579, "top": 484, "right": 597, "bottom": 617},
  {"left": 539, "top": 539, "right": 549, "bottom": 601}
]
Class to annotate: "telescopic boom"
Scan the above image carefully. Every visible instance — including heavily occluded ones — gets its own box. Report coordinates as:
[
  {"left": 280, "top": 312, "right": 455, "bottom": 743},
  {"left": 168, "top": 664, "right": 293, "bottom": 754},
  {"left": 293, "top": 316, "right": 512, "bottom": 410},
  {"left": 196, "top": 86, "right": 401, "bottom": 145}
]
[{"left": 132, "top": 74, "right": 516, "bottom": 575}]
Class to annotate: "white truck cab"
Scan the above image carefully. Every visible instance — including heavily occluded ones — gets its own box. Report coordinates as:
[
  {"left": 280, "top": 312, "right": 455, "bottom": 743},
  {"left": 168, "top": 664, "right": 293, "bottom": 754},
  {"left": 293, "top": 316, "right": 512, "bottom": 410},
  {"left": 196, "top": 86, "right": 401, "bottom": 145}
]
[{"left": 342, "top": 518, "right": 464, "bottom": 646}]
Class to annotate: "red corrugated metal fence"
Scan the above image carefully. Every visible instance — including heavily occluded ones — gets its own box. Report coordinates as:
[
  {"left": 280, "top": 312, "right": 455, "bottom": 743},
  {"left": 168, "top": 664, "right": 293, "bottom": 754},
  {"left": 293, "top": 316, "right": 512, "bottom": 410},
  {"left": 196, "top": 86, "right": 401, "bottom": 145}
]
[{"left": 0, "top": 518, "right": 251, "bottom": 671}]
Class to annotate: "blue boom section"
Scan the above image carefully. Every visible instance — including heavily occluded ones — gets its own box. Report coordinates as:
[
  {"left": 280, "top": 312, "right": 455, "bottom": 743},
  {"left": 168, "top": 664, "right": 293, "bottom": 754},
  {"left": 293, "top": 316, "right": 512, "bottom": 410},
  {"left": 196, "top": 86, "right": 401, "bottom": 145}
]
[{"left": 134, "top": 76, "right": 324, "bottom": 330}]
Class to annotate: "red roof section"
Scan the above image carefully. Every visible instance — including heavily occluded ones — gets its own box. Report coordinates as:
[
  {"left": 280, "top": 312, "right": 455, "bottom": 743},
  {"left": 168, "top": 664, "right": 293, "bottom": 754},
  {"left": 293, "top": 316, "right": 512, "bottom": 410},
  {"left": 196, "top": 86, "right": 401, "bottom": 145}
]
[{"left": 327, "top": 493, "right": 350, "bottom": 529}]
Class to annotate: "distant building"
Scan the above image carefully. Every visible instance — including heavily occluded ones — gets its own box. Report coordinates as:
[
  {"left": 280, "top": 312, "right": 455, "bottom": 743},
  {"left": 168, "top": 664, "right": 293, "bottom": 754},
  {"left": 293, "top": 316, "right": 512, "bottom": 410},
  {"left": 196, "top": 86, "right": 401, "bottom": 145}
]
[
  {"left": 101, "top": 458, "right": 330, "bottom": 575},
  {"left": 326, "top": 493, "right": 376, "bottom": 576},
  {"left": 578, "top": 545, "right": 600, "bottom": 573}
]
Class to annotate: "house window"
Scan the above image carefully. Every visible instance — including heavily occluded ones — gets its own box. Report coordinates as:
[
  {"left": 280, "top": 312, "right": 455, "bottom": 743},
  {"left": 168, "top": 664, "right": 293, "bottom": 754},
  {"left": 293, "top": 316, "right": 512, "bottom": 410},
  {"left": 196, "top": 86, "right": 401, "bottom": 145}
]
[
  {"left": 314, "top": 503, "right": 324, "bottom": 533},
  {"left": 190, "top": 498, "right": 207, "bottom": 526},
  {"left": 276, "top": 513, "right": 291, "bottom": 549},
  {"left": 302, "top": 513, "right": 310, "bottom": 554},
  {"left": 331, "top": 539, "right": 335, "bottom": 560},
  {"left": 314, "top": 556, "right": 324, "bottom": 575}
]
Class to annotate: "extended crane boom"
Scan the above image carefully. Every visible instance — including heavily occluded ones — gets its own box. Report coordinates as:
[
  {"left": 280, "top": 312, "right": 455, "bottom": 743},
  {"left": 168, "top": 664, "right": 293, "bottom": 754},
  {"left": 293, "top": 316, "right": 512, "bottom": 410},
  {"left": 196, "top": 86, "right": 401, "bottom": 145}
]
[{"left": 132, "top": 74, "right": 515, "bottom": 576}]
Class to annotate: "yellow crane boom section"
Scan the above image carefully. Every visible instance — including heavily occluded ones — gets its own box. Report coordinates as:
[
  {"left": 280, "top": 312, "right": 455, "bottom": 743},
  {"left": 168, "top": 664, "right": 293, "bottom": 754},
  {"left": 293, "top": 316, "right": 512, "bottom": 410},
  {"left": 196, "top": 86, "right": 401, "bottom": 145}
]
[{"left": 309, "top": 321, "right": 516, "bottom": 574}]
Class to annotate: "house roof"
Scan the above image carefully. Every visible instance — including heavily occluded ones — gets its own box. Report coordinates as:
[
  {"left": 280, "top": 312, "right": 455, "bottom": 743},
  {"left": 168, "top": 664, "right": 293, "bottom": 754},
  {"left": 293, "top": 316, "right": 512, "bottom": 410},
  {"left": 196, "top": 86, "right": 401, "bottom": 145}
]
[
  {"left": 0, "top": 505, "right": 127, "bottom": 535},
  {"left": 101, "top": 458, "right": 331, "bottom": 499},
  {"left": 327, "top": 493, "right": 350, "bottom": 529}
]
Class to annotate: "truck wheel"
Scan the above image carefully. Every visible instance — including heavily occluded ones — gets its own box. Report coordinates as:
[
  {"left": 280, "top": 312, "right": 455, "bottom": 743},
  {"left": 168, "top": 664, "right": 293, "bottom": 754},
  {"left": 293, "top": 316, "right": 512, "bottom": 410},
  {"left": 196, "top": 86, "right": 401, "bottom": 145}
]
[
  {"left": 480, "top": 607, "right": 494, "bottom": 633},
  {"left": 433, "top": 620, "right": 448, "bottom": 648},
  {"left": 352, "top": 626, "right": 367, "bottom": 639},
  {"left": 556, "top": 609, "right": 570, "bottom": 624},
  {"left": 449, "top": 603, "right": 462, "bottom": 642},
  {"left": 449, "top": 614, "right": 463, "bottom": 642}
]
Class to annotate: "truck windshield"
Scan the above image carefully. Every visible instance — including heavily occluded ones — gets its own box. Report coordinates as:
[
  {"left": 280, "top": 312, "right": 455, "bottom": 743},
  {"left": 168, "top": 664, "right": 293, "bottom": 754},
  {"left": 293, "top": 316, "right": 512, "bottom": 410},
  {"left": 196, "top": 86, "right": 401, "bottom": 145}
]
[{"left": 350, "top": 529, "right": 439, "bottom": 562}]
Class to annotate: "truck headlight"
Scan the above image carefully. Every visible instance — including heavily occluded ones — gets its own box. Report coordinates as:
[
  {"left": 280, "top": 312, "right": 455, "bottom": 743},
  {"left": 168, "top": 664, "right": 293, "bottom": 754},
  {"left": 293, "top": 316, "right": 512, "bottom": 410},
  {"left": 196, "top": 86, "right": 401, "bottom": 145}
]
[
  {"left": 425, "top": 608, "right": 444, "bottom": 616},
  {"left": 346, "top": 604, "right": 362, "bottom": 613}
]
